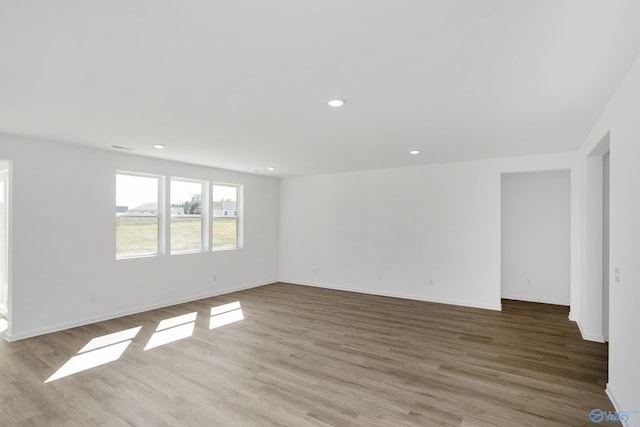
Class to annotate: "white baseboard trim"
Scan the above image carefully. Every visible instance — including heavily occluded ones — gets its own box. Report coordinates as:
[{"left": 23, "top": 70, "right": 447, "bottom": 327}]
[
  {"left": 576, "top": 319, "right": 605, "bottom": 343},
  {"left": 606, "top": 383, "right": 631, "bottom": 427},
  {"left": 282, "top": 279, "right": 502, "bottom": 311},
  {"left": 5, "top": 280, "right": 274, "bottom": 342},
  {"left": 500, "top": 293, "right": 569, "bottom": 306}
]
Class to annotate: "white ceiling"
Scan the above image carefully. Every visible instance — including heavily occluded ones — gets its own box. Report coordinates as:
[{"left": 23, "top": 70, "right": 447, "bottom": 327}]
[{"left": 1, "top": 1, "right": 640, "bottom": 177}]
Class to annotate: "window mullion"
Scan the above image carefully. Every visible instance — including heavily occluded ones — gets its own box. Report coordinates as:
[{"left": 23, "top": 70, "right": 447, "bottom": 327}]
[
  {"left": 160, "top": 175, "right": 169, "bottom": 255},
  {"left": 202, "top": 181, "right": 210, "bottom": 251}
]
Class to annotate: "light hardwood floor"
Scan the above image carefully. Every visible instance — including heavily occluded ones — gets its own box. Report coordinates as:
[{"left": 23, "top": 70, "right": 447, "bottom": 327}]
[{"left": 0, "top": 283, "right": 616, "bottom": 426}]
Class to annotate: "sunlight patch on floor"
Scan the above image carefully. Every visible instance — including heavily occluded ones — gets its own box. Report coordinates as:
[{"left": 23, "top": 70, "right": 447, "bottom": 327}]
[
  {"left": 79, "top": 326, "right": 141, "bottom": 353},
  {"left": 45, "top": 326, "right": 142, "bottom": 383},
  {"left": 45, "top": 301, "right": 247, "bottom": 383},
  {"left": 211, "top": 301, "right": 241, "bottom": 316},
  {"left": 210, "top": 301, "right": 244, "bottom": 329},
  {"left": 156, "top": 312, "right": 197, "bottom": 331},
  {"left": 144, "top": 312, "right": 197, "bottom": 351}
]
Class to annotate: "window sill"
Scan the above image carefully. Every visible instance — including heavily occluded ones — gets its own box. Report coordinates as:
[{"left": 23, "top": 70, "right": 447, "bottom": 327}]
[
  {"left": 171, "top": 249, "right": 205, "bottom": 256},
  {"left": 116, "top": 253, "right": 159, "bottom": 260},
  {"left": 212, "top": 247, "right": 240, "bottom": 252}
]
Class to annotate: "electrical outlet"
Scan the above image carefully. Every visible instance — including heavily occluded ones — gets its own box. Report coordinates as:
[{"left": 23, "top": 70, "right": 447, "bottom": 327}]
[{"left": 615, "top": 267, "right": 620, "bottom": 283}]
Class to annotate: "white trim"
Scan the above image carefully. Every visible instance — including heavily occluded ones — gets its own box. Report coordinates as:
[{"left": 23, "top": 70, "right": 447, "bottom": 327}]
[
  {"left": 0, "top": 164, "right": 11, "bottom": 337},
  {"left": 576, "top": 319, "right": 605, "bottom": 343},
  {"left": 159, "top": 174, "right": 168, "bottom": 255},
  {"left": 4, "top": 280, "right": 275, "bottom": 342},
  {"left": 0, "top": 169, "right": 8, "bottom": 317},
  {"left": 212, "top": 245, "right": 241, "bottom": 252},
  {"left": 116, "top": 252, "right": 159, "bottom": 261},
  {"left": 169, "top": 248, "right": 206, "bottom": 256},
  {"left": 500, "top": 293, "right": 570, "bottom": 306},
  {"left": 115, "top": 171, "right": 163, "bottom": 258},
  {"left": 212, "top": 182, "right": 242, "bottom": 250},
  {"left": 282, "top": 279, "right": 502, "bottom": 311},
  {"left": 201, "top": 179, "right": 210, "bottom": 251},
  {"left": 169, "top": 176, "right": 207, "bottom": 254},
  {"left": 606, "top": 383, "right": 631, "bottom": 427}
]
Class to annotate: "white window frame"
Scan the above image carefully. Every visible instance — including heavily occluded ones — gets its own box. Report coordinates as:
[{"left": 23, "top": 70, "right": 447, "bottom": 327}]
[
  {"left": 115, "top": 171, "right": 165, "bottom": 259},
  {"left": 211, "top": 183, "right": 242, "bottom": 251},
  {"left": 169, "top": 177, "right": 209, "bottom": 254}
]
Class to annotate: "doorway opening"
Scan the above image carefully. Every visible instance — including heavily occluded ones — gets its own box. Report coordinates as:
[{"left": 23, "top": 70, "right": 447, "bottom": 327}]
[{"left": 500, "top": 170, "right": 571, "bottom": 305}]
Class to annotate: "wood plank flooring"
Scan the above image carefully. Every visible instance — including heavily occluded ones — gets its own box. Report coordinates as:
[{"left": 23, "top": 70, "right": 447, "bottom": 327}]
[{"left": 0, "top": 283, "right": 616, "bottom": 426}]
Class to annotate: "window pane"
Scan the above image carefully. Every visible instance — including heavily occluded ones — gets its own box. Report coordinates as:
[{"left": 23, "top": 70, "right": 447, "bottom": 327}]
[
  {"left": 116, "top": 174, "right": 159, "bottom": 257},
  {"left": 212, "top": 184, "right": 238, "bottom": 249},
  {"left": 213, "top": 217, "right": 237, "bottom": 249},
  {"left": 171, "top": 180, "right": 202, "bottom": 252},
  {"left": 116, "top": 216, "right": 158, "bottom": 256}
]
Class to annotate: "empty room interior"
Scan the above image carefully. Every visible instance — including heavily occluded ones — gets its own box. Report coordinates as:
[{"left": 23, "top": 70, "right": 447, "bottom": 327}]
[{"left": 1, "top": 1, "right": 640, "bottom": 426}]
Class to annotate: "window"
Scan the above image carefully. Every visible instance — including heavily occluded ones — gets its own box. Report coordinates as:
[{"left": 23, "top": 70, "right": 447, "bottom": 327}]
[
  {"left": 115, "top": 173, "right": 240, "bottom": 257},
  {"left": 212, "top": 184, "right": 239, "bottom": 249},
  {"left": 170, "top": 179, "right": 205, "bottom": 253},
  {"left": 116, "top": 173, "right": 161, "bottom": 258}
]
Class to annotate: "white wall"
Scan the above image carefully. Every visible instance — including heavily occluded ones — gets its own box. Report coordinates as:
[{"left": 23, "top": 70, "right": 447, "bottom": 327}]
[
  {"left": 501, "top": 170, "right": 571, "bottom": 305},
  {"left": 0, "top": 133, "right": 279, "bottom": 340},
  {"left": 577, "top": 54, "right": 640, "bottom": 425},
  {"left": 279, "top": 153, "right": 576, "bottom": 312}
]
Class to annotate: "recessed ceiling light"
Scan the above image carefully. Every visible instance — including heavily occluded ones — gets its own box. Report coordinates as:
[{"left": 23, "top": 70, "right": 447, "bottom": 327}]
[
  {"left": 153, "top": 144, "right": 166, "bottom": 149},
  {"left": 267, "top": 167, "right": 276, "bottom": 171},
  {"left": 409, "top": 150, "right": 421, "bottom": 155},
  {"left": 328, "top": 99, "right": 345, "bottom": 107}
]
